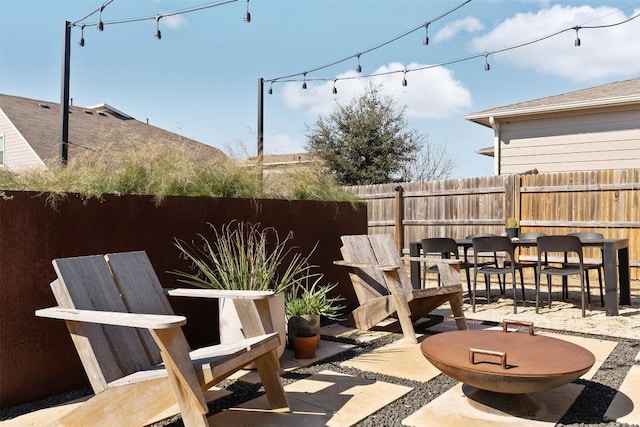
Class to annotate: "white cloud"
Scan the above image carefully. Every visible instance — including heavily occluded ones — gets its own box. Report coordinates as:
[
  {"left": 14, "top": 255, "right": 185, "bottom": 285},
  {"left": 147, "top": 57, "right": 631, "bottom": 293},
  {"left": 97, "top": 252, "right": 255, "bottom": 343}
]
[
  {"left": 280, "top": 62, "right": 472, "bottom": 119},
  {"left": 163, "top": 14, "right": 188, "bottom": 30},
  {"left": 470, "top": 5, "right": 640, "bottom": 82},
  {"left": 434, "top": 16, "right": 484, "bottom": 43}
]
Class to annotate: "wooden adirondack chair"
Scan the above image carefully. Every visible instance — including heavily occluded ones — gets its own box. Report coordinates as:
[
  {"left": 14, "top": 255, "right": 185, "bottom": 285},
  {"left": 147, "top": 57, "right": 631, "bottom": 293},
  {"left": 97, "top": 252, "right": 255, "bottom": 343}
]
[
  {"left": 335, "top": 234, "right": 467, "bottom": 343},
  {"left": 35, "top": 251, "right": 289, "bottom": 427}
]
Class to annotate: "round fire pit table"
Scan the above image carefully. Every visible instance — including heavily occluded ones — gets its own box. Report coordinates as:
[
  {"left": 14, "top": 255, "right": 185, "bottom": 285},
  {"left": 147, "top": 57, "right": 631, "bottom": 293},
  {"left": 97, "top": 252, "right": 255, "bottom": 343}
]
[{"left": 421, "top": 321, "right": 595, "bottom": 415}]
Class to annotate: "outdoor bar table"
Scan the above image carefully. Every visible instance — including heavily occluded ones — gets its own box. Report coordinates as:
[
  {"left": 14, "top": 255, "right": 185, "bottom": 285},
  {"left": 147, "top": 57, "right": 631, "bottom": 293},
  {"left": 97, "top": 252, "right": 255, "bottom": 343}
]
[{"left": 409, "top": 236, "right": 630, "bottom": 316}]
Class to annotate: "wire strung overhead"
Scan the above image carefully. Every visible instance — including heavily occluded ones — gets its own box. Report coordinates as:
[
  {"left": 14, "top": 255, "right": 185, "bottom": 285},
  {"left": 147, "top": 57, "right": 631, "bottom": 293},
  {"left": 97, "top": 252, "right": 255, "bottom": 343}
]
[
  {"left": 71, "top": 0, "right": 249, "bottom": 45},
  {"left": 270, "top": 0, "right": 473, "bottom": 88},
  {"left": 266, "top": 2, "right": 640, "bottom": 92}
]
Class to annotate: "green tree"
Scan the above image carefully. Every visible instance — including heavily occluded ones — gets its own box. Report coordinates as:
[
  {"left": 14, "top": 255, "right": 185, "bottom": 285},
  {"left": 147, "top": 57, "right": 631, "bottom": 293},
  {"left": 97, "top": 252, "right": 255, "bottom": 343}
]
[{"left": 304, "top": 85, "right": 453, "bottom": 185}]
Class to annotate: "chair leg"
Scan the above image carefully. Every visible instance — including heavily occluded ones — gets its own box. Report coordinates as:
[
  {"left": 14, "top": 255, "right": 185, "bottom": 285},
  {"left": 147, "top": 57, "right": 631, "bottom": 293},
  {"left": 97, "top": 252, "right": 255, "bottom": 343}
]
[
  {"left": 511, "top": 273, "right": 518, "bottom": 315},
  {"left": 585, "top": 271, "right": 592, "bottom": 305},
  {"left": 465, "top": 267, "right": 472, "bottom": 297},
  {"left": 518, "top": 269, "right": 526, "bottom": 304},
  {"left": 597, "top": 267, "right": 604, "bottom": 307},
  {"left": 535, "top": 272, "right": 540, "bottom": 313},
  {"left": 254, "top": 349, "right": 290, "bottom": 412},
  {"left": 472, "top": 271, "right": 477, "bottom": 313},
  {"left": 485, "top": 275, "right": 491, "bottom": 304},
  {"left": 580, "top": 272, "right": 586, "bottom": 318}
]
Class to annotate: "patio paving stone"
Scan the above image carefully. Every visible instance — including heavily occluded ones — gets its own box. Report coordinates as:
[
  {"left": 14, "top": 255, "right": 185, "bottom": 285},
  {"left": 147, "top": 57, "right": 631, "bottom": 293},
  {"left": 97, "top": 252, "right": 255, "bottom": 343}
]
[
  {"left": 230, "top": 339, "right": 354, "bottom": 384},
  {"left": 207, "top": 369, "right": 412, "bottom": 426},
  {"left": 401, "top": 382, "right": 584, "bottom": 427},
  {"left": 604, "top": 362, "right": 640, "bottom": 425}
]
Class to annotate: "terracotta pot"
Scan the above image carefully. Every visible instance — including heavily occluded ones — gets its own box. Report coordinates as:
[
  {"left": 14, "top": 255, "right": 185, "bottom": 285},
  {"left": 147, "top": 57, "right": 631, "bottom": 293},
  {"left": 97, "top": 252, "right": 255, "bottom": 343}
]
[
  {"left": 293, "top": 334, "right": 318, "bottom": 359},
  {"left": 287, "top": 314, "right": 321, "bottom": 349}
]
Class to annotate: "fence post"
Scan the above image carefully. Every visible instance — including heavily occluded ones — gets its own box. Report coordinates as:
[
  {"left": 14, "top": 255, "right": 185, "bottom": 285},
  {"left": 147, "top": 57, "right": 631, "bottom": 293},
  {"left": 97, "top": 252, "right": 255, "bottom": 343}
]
[{"left": 394, "top": 185, "right": 404, "bottom": 253}]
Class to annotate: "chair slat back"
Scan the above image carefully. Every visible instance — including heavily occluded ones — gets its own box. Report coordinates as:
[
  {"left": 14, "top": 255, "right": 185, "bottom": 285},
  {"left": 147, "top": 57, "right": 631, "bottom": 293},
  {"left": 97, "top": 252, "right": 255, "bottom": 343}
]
[
  {"left": 421, "top": 238, "right": 459, "bottom": 259},
  {"left": 340, "top": 235, "right": 390, "bottom": 302},
  {"left": 368, "top": 234, "right": 413, "bottom": 293},
  {"left": 52, "top": 254, "right": 157, "bottom": 392},
  {"left": 106, "top": 251, "right": 176, "bottom": 365},
  {"left": 537, "top": 235, "right": 584, "bottom": 264}
]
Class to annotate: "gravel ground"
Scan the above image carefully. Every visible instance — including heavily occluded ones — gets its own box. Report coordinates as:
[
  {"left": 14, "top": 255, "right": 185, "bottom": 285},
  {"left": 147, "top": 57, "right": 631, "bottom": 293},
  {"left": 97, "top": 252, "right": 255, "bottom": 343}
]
[{"left": 3, "top": 318, "right": 639, "bottom": 427}]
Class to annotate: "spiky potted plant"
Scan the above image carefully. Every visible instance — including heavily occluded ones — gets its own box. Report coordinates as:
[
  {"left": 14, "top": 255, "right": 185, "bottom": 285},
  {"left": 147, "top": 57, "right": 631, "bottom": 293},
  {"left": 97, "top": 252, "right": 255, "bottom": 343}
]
[{"left": 172, "top": 220, "right": 319, "bottom": 359}]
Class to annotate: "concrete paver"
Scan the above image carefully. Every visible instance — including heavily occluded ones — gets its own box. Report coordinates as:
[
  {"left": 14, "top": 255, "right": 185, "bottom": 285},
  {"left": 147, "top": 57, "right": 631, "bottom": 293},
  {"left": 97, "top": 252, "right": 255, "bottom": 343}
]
[
  {"left": 321, "top": 322, "right": 392, "bottom": 343},
  {"left": 208, "top": 369, "right": 413, "bottom": 426},
  {"left": 341, "top": 335, "right": 444, "bottom": 382},
  {"left": 605, "top": 363, "right": 640, "bottom": 425},
  {"left": 0, "top": 387, "right": 230, "bottom": 427},
  {"left": 402, "top": 382, "right": 584, "bottom": 427},
  {"left": 231, "top": 339, "right": 354, "bottom": 384}
]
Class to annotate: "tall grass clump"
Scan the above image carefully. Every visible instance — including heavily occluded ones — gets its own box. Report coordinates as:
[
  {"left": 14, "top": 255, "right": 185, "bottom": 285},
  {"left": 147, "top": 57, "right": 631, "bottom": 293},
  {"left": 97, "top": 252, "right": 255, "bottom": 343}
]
[
  {"left": 172, "top": 221, "right": 319, "bottom": 293},
  {"left": 0, "top": 138, "right": 358, "bottom": 205},
  {"left": 264, "top": 159, "right": 359, "bottom": 203}
]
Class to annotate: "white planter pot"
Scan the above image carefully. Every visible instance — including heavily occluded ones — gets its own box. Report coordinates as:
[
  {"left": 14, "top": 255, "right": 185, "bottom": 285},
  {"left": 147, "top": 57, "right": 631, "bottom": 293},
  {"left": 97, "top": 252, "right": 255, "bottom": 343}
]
[{"left": 219, "top": 292, "right": 286, "bottom": 360}]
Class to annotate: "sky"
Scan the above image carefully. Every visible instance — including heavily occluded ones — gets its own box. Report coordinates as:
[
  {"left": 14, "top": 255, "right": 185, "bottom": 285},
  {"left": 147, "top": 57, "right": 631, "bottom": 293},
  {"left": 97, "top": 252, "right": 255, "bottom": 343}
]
[{"left": 1, "top": 0, "right": 639, "bottom": 178}]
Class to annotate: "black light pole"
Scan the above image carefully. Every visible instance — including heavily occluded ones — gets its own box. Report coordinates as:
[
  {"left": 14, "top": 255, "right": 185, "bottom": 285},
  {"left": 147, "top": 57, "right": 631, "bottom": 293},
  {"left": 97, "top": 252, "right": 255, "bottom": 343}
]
[
  {"left": 257, "top": 77, "right": 264, "bottom": 181},
  {"left": 59, "top": 21, "right": 71, "bottom": 165}
]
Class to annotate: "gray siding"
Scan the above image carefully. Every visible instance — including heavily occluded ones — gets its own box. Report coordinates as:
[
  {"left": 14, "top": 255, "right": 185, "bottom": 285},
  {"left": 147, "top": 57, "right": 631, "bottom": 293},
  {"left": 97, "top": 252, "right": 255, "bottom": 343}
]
[
  {"left": 499, "top": 109, "right": 640, "bottom": 174},
  {"left": 0, "top": 109, "right": 45, "bottom": 171}
]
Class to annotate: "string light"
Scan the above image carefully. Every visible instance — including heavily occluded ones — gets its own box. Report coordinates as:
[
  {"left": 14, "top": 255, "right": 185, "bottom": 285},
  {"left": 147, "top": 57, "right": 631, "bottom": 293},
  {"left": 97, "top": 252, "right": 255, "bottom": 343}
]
[
  {"left": 73, "top": 1, "right": 241, "bottom": 32},
  {"left": 260, "top": 1, "right": 638, "bottom": 92},
  {"left": 244, "top": 0, "right": 251, "bottom": 22},
  {"left": 423, "top": 22, "right": 430, "bottom": 45},
  {"left": 356, "top": 53, "right": 362, "bottom": 73},
  {"left": 78, "top": 25, "right": 85, "bottom": 46},
  {"left": 268, "top": 82, "right": 273, "bottom": 95},
  {"left": 574, "top": 26, "right": 581, "bottom": 46},
  {"left": 332, "top": 79, "right": 338, "bottom": 94},
  {"left": 402, "top": 70, "right": 408, "bottom": 86},
  {"left": 97, "top": 4, "right": 105, "bottom": 31},
  {"left": 302, "top": 72, "right": 308, "bottom": 89},
  {"left": 265, "top": 0, "right": 472, "bottom": 87},
  {"left": 155, "top": 15, "right": 162, "bottom": 39}
]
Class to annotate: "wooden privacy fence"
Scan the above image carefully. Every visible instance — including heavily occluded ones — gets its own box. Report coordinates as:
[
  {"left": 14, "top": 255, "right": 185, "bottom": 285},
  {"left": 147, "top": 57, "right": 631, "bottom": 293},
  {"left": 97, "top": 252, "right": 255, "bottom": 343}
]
[{"left": 346, "top": 168, "right": 640, "bottom": 280}]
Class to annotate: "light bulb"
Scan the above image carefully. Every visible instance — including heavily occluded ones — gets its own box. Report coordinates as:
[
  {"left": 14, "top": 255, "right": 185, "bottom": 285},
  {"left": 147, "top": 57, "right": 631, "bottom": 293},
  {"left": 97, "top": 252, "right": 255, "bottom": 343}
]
[
  {"left": 423, "top": 22, "right": 430, "bottom": 45},
  {"left": 155, "top": 16, "right": 162, "bottom": 40},
  {"left": 244, "top": 0, "right": 251, "bottom": 22},
  {"left": 79, "top": 25, "right": 85, "bottom": 47},
  {"left": 97, "top": 20, "right": 104, "bottom": 31}
]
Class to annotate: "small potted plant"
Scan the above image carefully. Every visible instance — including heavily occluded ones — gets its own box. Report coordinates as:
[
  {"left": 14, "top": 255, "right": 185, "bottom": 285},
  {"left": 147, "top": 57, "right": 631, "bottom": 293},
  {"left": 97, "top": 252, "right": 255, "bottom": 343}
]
[
  {"left": 506, "top": 217, "right": 519, "bottom": 239},
  {"left": 285, "top": 280, "right": 344, "bottom": 356}
]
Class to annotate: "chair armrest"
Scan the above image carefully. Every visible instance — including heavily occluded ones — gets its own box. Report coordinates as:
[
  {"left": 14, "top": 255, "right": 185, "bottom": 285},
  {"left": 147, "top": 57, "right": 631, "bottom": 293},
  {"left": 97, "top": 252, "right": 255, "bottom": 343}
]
[
  {"left": 35, "top": 307, "right": 186, "bottom": 329},
  {"left": 402, "top": 256, "right": 461, "bottom": 266},
  {"left": 165, "top": 288, "right": 275, "bottom": 300},
  {"left": 334, "top": 260, "right": 400, "bottom": 271}
]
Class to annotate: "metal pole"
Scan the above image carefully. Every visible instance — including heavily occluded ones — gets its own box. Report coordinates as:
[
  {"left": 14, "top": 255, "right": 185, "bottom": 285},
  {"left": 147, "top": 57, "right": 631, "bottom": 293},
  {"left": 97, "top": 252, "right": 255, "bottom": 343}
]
[
  {"left": 257, "top": 77, "right": 264, "bottom": 181},
  {"left": 394, "top": 185, "right": 404, "bottom": 252},
  {"left": 59, "top": 21, "right": 71, "bottom": 165}
]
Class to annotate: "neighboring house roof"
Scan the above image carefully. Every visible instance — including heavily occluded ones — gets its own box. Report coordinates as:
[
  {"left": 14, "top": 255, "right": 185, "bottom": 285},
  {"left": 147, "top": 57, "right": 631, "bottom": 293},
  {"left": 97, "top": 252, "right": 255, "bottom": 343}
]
[
  {"left": 465, "top": 77, "right": 640, "bottom": 128},
  {"left": 249, "top": 153, "right": 311, "bottom": 166},
  {"left": 0, "top": 94, "right": 224, "bottom": 166}
]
